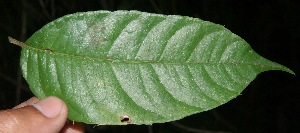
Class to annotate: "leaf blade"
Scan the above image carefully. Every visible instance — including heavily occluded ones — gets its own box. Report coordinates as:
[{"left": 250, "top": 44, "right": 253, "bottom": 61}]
[{"left": 20, "top": 10, "right": 294, "bottom": 125}]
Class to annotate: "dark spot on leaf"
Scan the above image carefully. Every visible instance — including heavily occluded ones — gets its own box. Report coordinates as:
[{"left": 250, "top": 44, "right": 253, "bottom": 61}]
[
  {"left": 120, "top": 115, "right": 131, "bottom": 123},
  {"left": 100, "top": 26, "right": 106, "bottom": 31},
  {"left": 43, "top": 48, "right": 53, "bottom": 53}
]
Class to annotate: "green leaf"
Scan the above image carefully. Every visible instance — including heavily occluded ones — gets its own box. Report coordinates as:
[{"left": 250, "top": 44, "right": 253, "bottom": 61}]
[{"left": 15, "top": 10, "right": 294, "bottom": 125}]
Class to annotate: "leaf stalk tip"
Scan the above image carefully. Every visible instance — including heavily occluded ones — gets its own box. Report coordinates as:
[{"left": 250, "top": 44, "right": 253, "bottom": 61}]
[{"left": 8, "top": 36, "right": 25, "bottom": 47}]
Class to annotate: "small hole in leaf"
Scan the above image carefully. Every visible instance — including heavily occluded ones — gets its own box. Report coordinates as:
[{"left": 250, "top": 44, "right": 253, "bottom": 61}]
[{"left": 120, "top": 115, "right": 131, "bottom": 123}]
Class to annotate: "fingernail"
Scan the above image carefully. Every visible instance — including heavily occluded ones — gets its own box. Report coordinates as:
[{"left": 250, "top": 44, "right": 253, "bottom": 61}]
[{"left": 33, "top": 96, "right": 64, "bottom": 118}]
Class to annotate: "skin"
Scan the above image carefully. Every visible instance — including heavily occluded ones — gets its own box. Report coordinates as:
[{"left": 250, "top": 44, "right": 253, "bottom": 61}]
[{"left": 0, "top": 96, "right": 85, "bottom": 133}]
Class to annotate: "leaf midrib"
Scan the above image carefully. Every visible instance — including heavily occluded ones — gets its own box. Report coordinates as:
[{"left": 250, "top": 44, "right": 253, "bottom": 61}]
[{"left": 24, "top": 43, "right": 270, "bottom": 67}]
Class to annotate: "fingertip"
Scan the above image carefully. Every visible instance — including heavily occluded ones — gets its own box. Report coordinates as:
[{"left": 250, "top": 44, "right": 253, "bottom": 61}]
[
  {"left": 0, "top": 96, "right": 69, "bottom": 133},
  {"left": 33, "top": 96, "right": 67, "bottom": 118}
]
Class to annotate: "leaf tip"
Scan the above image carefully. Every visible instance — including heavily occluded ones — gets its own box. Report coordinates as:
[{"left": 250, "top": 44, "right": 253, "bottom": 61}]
[
  {"left": 284, "top": 68, "right": 296, "bottom": 76},
  {"left": 262, "top": 58, "right": 296, "bottom": 76},
  {"left": 275, "top": 64, "right": 295, "bottom": 76}
]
